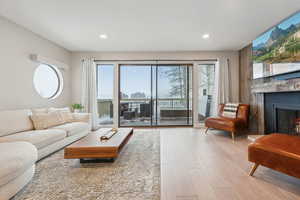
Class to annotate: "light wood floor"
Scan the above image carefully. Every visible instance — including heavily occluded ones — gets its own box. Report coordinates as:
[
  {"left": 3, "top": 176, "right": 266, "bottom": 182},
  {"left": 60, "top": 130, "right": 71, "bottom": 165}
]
[{"left": 159, "top": 128, "right": 300, "bottom": 200}]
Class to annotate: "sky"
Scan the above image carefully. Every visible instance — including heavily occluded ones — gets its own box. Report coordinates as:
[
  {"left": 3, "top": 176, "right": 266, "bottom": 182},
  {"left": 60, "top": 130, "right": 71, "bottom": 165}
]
[
  {"left": 97, "top": 65, "right": 189, "bottom": 99},
  {"left": 97, "top": 65, "right": 114, "bottom": 99},
  {"left": 120, "top": 66, "right": 152, "bottom": 98},
  {"left": 253, "top": 11, "right": 300, "bottom": 47}
]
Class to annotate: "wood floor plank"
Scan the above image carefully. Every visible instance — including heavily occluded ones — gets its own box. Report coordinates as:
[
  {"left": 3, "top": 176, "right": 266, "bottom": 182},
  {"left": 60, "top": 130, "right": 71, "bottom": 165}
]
[{"left": 159, "top": 128, "right": 300, "bottom": 200}]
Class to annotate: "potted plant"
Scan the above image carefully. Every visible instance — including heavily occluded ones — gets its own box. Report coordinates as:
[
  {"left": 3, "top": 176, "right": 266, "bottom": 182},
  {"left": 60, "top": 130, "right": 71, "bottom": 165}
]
[{"left": 71, "top": 103, "right": 84, "bottom": 113}]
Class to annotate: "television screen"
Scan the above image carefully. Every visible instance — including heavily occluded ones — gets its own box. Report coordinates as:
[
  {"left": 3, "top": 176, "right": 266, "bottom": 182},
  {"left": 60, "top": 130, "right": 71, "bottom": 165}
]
[{"left": 252, "top": 11, "right": 300, "bottom": 79}]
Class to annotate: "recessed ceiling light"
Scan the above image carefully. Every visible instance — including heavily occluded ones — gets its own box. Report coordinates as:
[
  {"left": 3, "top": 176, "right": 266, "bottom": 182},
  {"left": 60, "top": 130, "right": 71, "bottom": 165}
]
[
  {"left": 202, "top": 34, "right": 210, "bottom": 39},
  {"left": 99, "top": 34, "right": 108, "bottom": 39}
]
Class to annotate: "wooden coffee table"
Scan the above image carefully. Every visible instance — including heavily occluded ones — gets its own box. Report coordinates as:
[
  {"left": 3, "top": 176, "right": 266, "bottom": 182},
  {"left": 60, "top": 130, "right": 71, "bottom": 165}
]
[{"left": 64, "top": 128, "right": 133, "bottom": 162}]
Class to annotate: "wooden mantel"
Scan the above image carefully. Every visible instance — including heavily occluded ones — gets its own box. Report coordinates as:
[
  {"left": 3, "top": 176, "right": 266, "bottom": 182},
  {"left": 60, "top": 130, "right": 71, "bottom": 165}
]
[{"left": 251, "top": 78, "right": 300, "bottom": 94}]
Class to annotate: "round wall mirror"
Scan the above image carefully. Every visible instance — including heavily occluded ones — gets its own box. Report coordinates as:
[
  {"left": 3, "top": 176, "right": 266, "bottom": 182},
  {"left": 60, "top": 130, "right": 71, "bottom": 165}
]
[{"left": 33, "top": 63, "right": 63, "bottom": 99}]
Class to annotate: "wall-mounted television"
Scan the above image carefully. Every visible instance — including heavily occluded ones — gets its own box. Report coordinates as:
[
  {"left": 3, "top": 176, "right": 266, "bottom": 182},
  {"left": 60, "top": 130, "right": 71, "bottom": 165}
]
[{"left": 252, "top": 11, "right": 300, "bottom": 79}]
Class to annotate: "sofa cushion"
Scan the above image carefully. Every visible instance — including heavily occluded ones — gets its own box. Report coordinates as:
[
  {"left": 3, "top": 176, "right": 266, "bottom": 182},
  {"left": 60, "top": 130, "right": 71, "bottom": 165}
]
[
  {"left": 0, "top": 142, "right": 37, "bottom": 187},
  {"left": 58, "top": 112, "right": 73, "bottom": 123},
  {"left": 31, "top": 108, "right": 48, "bottom": 115},
  {"left": 30, "top": 111, "right": 64, "bottom": 130},
  {"left": 2, "top": 129, "right": 67, "bottom": 149},
  {"left": 51, "top": 122, "right": 89, "bottom": 137},
  {"left": 49, "top": 107, "right": 74, "bottom": 123},
  {"left": 0, "top": 137, "right": 15, "bottom": 143},
  {"left": 0, "top": 109, "right": 33, "bottom": 137}
]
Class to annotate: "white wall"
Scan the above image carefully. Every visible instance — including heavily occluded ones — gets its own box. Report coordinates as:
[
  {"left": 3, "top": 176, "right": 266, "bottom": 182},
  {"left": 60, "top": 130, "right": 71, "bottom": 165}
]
[
  {"left": 71, "top": 51, "right": 240, "bottom": 103},
  {"left": 0, "top": 16, "right": 72, "bottom": 110}
]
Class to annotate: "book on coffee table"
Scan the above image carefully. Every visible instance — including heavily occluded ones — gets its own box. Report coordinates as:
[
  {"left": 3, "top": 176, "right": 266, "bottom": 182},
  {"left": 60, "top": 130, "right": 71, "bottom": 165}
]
[{"left": 100, "top": 128, "right": 118, "bottom": 141}]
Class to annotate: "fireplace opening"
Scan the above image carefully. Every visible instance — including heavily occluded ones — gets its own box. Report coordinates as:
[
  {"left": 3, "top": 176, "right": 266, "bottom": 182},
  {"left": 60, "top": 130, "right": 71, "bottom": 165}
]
[
  {"left": 264, "top": 92, "right": 300, "bottom": 135},
  {"left": 273, "top": 104, "right": 300, "bottom": 136}
]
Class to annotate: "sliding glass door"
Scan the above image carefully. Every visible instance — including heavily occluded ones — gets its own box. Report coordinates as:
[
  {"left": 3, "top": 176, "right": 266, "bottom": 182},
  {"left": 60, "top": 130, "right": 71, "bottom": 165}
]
[
  {"left": 155, "top": 65, "right": 192, "bottom": 126},
  {"left": 119, "top": 64, "right": 192, "bottom": 127},
  {"left": 119, "top": 65, "right": 152, "bottom": 126}
]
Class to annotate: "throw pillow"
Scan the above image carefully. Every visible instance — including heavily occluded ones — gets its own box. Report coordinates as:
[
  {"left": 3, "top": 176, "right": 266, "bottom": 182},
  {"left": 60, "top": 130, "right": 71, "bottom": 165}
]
[
  {"left": 30, "top": 111, "right": 64, "bottom": 130},
  {"left": 59, "top": 111, "right": 74, "bottom": 123},
  {"left": 48, "top": 107, "right": 71, "bottom": 113},
  {"left": 49, "top": 107, "right": 73, "bottom": 123},
  {"left": 72, "top": 113, "right": 90, "bottom": 123}
]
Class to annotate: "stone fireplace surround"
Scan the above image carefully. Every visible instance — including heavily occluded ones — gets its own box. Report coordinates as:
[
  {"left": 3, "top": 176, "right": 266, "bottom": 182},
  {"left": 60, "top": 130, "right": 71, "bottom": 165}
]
[{"left": 251, "top": 78, "right": 300, "bottom": 134}]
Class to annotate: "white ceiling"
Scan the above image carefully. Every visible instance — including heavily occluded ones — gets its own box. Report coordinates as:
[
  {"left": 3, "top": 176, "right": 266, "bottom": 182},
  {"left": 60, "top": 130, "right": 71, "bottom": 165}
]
[{"left": 0, "top": 0, "right": 299, "bottom": 52}]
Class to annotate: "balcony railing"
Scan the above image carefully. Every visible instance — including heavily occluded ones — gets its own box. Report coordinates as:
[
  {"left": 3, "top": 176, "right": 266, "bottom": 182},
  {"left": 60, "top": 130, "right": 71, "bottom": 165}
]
[{"left": 97, "top": 98, "right": 192, "bottom": 117}]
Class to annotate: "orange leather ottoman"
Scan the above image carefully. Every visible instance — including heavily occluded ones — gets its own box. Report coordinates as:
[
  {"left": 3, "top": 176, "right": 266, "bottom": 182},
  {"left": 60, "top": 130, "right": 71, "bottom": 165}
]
[{"left": 248, "top": 133, "right": 300, "bottom": 179}]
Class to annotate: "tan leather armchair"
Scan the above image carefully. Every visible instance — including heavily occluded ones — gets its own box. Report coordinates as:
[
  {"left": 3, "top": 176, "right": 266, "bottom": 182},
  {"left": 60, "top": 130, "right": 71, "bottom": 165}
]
[{"left": 204, "top": 104, "right": 250, "bottom": 140}]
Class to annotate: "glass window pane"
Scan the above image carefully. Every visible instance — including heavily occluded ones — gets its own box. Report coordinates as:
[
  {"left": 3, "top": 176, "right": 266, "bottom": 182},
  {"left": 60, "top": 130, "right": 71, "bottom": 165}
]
[
  {"left": 198, "top": 64, "right": 215, "bottom": 123},
  {"left": 120, "top": 65, "right": 152, "bottom": 126},
  {"left": 97, "top": 64, "right": 114, "bottom": 125},
  {"left": 33, "top": 64, "right": 62, "bottom": 99},
  {"left": 156, "top": 65, "right": 192, "bottom": 125}
]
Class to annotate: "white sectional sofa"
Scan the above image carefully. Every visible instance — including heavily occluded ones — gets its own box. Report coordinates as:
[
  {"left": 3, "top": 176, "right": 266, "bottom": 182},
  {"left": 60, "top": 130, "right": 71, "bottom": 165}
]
[
  {"left": 0, "top": 142, "right": 37, "bottom": 200},
  {"left": 0, "top": 109, "right": 91, "bottom": 200}
]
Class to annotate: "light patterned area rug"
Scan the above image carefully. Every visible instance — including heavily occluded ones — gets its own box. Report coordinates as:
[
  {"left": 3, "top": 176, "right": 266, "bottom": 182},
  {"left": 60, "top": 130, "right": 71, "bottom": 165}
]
[{"left": 13, "top": 130, "right": 160, "bottom": 200}]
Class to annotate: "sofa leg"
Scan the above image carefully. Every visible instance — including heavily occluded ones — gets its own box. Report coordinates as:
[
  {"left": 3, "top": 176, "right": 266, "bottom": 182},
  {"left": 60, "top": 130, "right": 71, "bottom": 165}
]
[
  {"left": 205, "top": 127, "right": 209, "bottom": 134},
  {"left": 231, "top": 132, "right": 235, "bottom": 140},
  {"left": 249, "top": 163, "right": 259, "bottom": 176}
]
